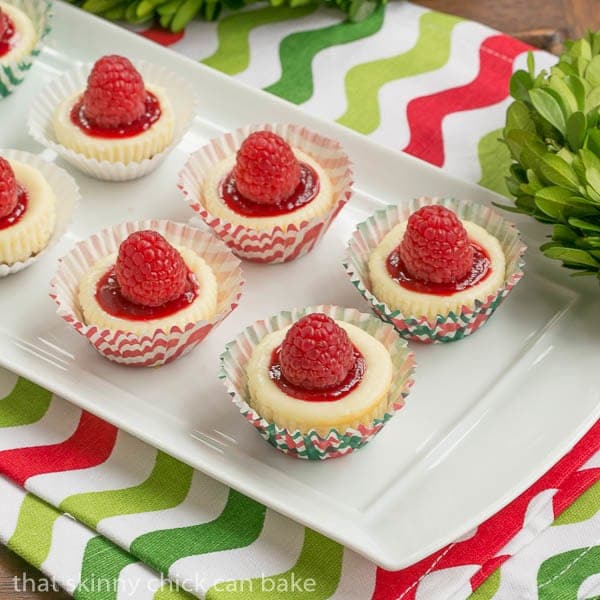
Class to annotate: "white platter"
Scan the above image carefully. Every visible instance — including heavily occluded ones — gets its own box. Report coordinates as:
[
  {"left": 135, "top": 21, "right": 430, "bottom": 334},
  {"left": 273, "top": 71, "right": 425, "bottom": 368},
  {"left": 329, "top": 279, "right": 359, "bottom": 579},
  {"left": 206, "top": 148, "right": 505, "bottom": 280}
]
[{"left": 1, "top": 2, "right": 599, "bottom": 570}]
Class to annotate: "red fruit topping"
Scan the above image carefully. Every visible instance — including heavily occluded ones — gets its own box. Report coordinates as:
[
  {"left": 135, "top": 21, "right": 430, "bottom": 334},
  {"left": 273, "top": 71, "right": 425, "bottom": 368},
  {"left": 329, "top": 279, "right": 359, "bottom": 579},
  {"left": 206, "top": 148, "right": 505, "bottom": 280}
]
[
  {"left": 115, "top": 230, "right": 187, "bottom": 308},
  {"left": 399, "top": 205, "right": 474, "bottom": 285},
  {"left": 0, "top": 157, "right": 18, "bottom": 219},
  {"left": 233, "top": 131, "right": 301, "bottom": 205},
  {"left": 82, "top": 55, "right": 147, "bottom": 129},
  {"left": 0, "top": 9, "right": 11, "bottom": 41},
  {"left": 279, "top": 313, "right": 355, "bottom": 391}
]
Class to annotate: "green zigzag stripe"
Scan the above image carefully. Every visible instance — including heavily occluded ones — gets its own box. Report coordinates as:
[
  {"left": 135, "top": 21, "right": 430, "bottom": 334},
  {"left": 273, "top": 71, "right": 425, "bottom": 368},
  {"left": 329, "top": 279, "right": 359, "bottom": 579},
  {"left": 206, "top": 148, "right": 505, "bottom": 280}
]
[
  {"left": 477, "top": 128, "right": 511, "bottom": 197},
  {"left": 468, "top": 569, "right": 501, "bottom": 600},
  {"left": 554, "top": 481, "right": 600, "bottom": 526},
  {"left": 74, "top": 536, "right": 137, "bottom": 600},
  {"left": 0, "top": 377, "right": 52, "bottom": 428},
  {"left": 337, "top": 11, "right": 463, "bottom": 134},
  {"left": 205, "top": 529, "right": 343, "bottom": 599},
  {"left": 131, "top": 489, "right": 266, "bottom": 573},
  {"left": 202, "top": 5, "right": 317, "bottom": 76},
  {"left": 8, "top": 494, "right": 60, "bottom": 569},
  {"left": 538, "top": 545, "right": 600, "bottom": 600},
  {"left": 60, "top": 452, "right": 193, "bottom": 530},
  {"left": 264, "top": 4, "right": 385, "bottom": 105}
]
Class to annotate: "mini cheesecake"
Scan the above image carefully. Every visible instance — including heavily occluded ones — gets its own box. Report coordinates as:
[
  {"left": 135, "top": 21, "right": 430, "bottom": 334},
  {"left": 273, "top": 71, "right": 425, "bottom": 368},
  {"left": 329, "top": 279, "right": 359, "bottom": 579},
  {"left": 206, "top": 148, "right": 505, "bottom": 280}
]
[
  {"left": 0, "top": 158, "right": 55, "bottom": 266},
  {"left": 78, "top": 233, "right": 218, "bottom": 336},
  {"left": 368, "top": 205, "right": 506, "bottom": 322},
  {"left": 246, "top": 314, "right": 393, "bottom": 436},
  {"left": 52, "top": 55, "right": 175, "bottom": 164},
  {"left": 202, "top": 148, "right": 334, "bottom": 231},
  {"left": 0, "top": 2, "right": 37, "bottom": 66}
]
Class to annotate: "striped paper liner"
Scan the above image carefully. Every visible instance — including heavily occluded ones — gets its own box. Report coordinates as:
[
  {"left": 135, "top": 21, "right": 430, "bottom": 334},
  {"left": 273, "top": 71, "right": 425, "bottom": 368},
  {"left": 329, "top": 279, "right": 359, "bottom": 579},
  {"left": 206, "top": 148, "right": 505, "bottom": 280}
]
[
  {"left": 220, "top": 305, "right": 415, "bottom": 460},
  {"left": 27, "top": 60, "right": 197, "bottom": 181},
  {"left": 0, "top": 0, "right": 51, "bottom": 98},
  {"left": 0, "top": 149, "right": 79, "bottom": 277},
  {"left": 344, "top": 197, "right": 527, "bottom": 343},
  {"left": 49, "top": 220, "right": 244, "bottom": 367},
  {"left": 177, "top": 123, "right": 353, "bottom": 263}
]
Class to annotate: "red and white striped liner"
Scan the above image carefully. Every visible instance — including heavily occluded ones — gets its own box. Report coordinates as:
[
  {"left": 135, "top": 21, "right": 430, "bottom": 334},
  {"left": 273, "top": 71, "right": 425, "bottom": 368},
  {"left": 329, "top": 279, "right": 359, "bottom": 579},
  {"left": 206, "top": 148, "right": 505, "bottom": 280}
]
[
  {"left": 177, "top": 123, "right": 353, "bottom": 263},
  {"left": 49, "top": 220, "right": 244, "bottom": 367}
]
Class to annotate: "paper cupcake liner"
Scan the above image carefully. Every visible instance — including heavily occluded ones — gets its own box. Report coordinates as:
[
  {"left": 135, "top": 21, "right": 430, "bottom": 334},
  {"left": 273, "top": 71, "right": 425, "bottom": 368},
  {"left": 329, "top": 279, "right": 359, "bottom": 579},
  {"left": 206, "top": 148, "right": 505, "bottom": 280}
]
[
  {"left": 344, "top": 197, "right": 527, "bottom": 344},
  {"left": 0, "top": 0, "right": 52, "bottom": 98},
  {"left": 28, "top": 60, "right": 197, "bottom": 181},
  {"left": 49, "top": 220, "right": 244, "bottom": 367},
  {"left": 0, "top": 149, "right": 79, "bottom": 277},
  {"left": 220, "top": 305, "right": 415, "bottom": 460},
  {"left": 178, "top": 123, "right": 353, "bottom": 263}
]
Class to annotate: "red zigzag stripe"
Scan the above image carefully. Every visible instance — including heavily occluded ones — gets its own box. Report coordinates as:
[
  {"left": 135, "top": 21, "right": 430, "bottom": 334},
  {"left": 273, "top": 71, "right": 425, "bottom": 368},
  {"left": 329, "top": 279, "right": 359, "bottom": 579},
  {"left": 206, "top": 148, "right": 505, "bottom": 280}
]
[
  {"left": 402, "top": 34, "right": 531, "bottom": 167},
  {"left": 0, "top": 412, "right": 118, "bottom": 487},
  {"left": 372, "top": 420, "right": 600, "bottom": 600}
]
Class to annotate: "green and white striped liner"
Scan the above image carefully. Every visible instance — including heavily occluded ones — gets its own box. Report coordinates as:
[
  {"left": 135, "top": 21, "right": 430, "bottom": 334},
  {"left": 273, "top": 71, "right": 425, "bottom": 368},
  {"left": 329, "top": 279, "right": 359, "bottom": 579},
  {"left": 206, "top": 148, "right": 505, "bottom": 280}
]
[
  {"left": 0, "top": 0, "right": 52, "bottom": 98},
  {"left": 219, "top": 304, "right": 415, "bottom": 460},
  {"left": 343, "top": 197, "right": 527, "bottom": 344}
]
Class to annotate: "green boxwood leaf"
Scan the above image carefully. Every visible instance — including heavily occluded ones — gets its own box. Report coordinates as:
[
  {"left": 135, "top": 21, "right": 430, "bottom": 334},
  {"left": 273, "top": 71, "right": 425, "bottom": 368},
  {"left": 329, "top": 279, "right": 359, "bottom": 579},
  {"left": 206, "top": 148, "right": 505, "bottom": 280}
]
[
  {"left": 580, "top": 148, "right": 600, "bottom": 172},
  {"left": 505, "top": 101, "right": 536, "bottom": 133},
  {"left": 535, "top": 197, "right": 563, "bottom": 219},
  {"left": 586, "top": 167, "right": 600, "bottom": 194},
  {"left": 539, "top": 153, "right": 580, "bottom": 190},
  {"left": 570, "top": 39, "right": 592, "bottom": 61},
  {"left": 586, "top": 55, "right": 600, "bottom": 87},
  {"left": 586, "top": 128, "right": 600, "bottom": 157},
  {"left": 566, "top": 111, "right": 587, "bottom": 151},
  {"left": 586, "top": 184, "right": 600, "bottom": 202},
  {"left": 553, "top": 224, "right": 578, "bottom": 242},
  {"left": 504, "top": 129, "right": 541, "bottom": 162},
  {"left": 549, "top": 74, "right": 579, "bottom": 115},
  {"left": 544, "top": 246, "right": 600, "bottom": 267},
  {"left": 568, "top": 217, "right": 600, "bottom": 232},
  {"left": 529, "top": 88, "right": 567, "bottom": 134},
  {"left": 535, "top": 186, "right": 573, "bottom": 203},
  {"left": 564, "top": 75, "right": 588, "bottom": 110},
  {"left": 510, "top": 70, "right": 533, "bottom": 102},
  {"left": 586, "top": 86, "right": 600, "bottom": 112},
  {"left": 527, "top": 51, "right": 535, "bottom": 78},
  {"left": 506, "top": 176, "right": 522, "bottom": 197}
]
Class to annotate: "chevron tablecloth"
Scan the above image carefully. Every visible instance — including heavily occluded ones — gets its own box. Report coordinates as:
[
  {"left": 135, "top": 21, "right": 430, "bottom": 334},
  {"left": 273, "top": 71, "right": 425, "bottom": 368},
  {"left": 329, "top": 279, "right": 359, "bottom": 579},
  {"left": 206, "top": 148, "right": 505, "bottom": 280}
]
[{"left": 1, "top": 3, "right": 600, "bottom": 599}]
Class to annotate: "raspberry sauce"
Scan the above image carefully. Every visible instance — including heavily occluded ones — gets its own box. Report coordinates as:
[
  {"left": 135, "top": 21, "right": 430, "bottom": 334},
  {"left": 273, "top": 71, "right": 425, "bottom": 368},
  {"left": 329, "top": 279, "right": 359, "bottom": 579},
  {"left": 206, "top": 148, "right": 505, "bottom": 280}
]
[
  {"left": 70, "top": 92, "right": 162, "bottom": 139},
  {"left": 95, "top": 267, "right": 199, "bottom": 321},
  {"left": 220, "top": 163, "right": 320, "bottom": 217},
  {"left": 0, "top": 185, "right": 27, "bottom": 230},
  {"left": 268, "top": 346, "right": 365, "bottom": 402},
  {"left": 386, "top": 242, "right": 492, "bottom": 296},
  {"left": 0, "top": 15, "right": 15, "bottom": 58}
]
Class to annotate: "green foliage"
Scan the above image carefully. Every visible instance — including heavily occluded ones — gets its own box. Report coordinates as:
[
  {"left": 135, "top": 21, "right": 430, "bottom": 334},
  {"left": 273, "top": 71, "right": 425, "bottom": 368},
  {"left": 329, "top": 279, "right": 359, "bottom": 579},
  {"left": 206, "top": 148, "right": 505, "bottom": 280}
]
[
  {"left": 70, "top": 0, "right": 385, "bottom": 30},
  {"left": 502, "top": 31, "right": 600, "bottom": 282}
]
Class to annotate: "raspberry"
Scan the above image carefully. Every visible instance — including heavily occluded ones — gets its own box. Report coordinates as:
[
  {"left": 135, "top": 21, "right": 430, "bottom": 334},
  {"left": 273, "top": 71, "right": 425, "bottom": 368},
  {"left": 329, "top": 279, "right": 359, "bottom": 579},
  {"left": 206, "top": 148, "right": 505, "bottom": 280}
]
[
  {"left": 280, "top": 313, "right": 354, "bottom": 391},
  {"left": 399, "top": 205, "right": 473, "bottom": 284},
  {"left": 0, "top": 157, "right": 18, "bottom": 219},
  {"left": 0, "top": 9, "right": 11, "bottom": 41},
  {"left": 233, "top": 131, "right": 301, "bottom": 205},
  {"left": 115, "top": 231, "right": 187, "bottom": 307},
  {"left": 82, "top": 55, "right": 146, "bottom": 129}
]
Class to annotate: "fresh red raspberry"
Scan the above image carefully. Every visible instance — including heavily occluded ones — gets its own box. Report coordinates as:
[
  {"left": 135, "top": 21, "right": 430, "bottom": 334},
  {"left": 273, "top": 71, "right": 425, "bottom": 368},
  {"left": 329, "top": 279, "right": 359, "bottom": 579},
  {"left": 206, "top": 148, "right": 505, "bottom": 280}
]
[
  {"left": 0, "top": 9, "right": 11, "bottom": 41},
  {"left": 0, "top": 157, "right": 18, "bottom": 219},
  {"left": 233, "top": 131, "right": 301, "bottom": 205},
  {"left": 82, "top": 55, "right": 146, "bottom": 129},
  {"left": 115, "top": 231, "right": 187, "bottom": 307},
  {"left": 399, "top": 205, "right": 473, "bottom": 285},
  {"left": 280, "top": 313, "right": 355, "bottom": 391}
]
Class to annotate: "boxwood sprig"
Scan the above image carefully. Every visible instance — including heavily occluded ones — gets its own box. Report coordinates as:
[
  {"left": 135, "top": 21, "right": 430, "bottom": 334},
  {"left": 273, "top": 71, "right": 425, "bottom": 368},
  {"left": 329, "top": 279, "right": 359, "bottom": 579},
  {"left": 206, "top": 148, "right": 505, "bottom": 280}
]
[{"left": 500, "top": 32, "right": 600, "bottom": 281}]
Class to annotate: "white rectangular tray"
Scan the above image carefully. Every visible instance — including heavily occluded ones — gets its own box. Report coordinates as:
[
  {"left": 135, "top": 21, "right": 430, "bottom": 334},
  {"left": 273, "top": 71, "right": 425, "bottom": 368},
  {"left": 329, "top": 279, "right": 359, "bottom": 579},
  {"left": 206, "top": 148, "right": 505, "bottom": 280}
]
[{"left": 1, "top": 2, "right": 599, "bottom": 570}]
